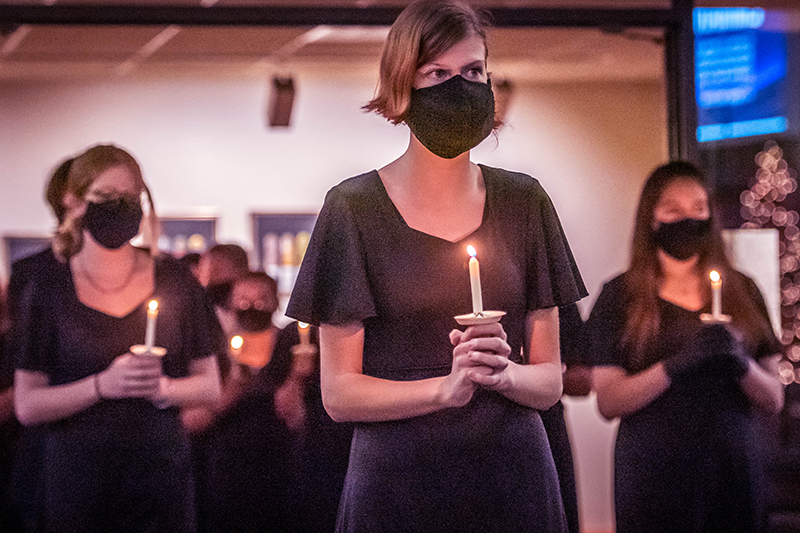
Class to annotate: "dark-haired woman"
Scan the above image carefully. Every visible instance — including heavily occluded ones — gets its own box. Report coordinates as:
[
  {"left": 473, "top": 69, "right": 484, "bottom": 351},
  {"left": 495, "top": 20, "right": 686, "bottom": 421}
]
[
  {"left": 286, "top": 1, "right": 585, "bottom": 531},
  {"left": 586, "top": 161, "right": 784, "bottom": 533},
  {"left": 13, "top": 144, "right": 222, "bottom": 532}
]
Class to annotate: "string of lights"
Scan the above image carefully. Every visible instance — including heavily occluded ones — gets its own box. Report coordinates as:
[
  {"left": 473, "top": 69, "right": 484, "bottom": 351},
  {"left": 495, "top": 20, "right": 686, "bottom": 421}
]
[{"left": 739, "top": 141, "right": 800, "bottom": 384}]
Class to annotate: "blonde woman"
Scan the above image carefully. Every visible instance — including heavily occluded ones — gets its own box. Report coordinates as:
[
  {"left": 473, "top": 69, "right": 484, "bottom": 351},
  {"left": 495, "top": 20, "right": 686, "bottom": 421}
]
[{"left": 14, "top": 145, "right": 221, "bottom": 532}]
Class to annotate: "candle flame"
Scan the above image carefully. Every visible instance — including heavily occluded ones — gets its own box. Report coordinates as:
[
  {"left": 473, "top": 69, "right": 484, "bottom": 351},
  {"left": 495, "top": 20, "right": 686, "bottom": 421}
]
[
  {"left": 298, "top": 321, "right": 309, "bottom": 330},
  {"left": 709, "top": 270, "right": 721, "bottom": 282},
  {"left": 148, "top": 300, "right": 159, "bottom": 312},
  {"left": 467, "top": 245, "right": 477, "bottom": 258},
  {"left": 230, "top": 335, "right": 243, "bottom": 350}
]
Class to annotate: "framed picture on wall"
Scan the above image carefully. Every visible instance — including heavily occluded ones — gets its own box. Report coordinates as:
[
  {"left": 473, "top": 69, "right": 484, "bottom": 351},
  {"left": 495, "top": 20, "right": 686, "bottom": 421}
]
[
  {"left": 252, "top": 213, "right": 317, "bottom": 320},
  {"left": 157, "top": 217, "right": 217, "bottom": 258},
  {"left": 4, "top": 235, "right": 52, "bottom": 270}
]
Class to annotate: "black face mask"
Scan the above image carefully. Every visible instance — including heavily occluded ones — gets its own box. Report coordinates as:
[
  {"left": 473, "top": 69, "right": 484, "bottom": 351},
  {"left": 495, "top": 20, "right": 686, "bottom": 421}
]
[
  {"left": 206, "top": 282, "right": 233, "bottom": 309},
  {"left": 83, "top": 198, "right": 143, "bottom": 250},
  {"left": 235, "top": 307, "right": 273, "bottom": 332},
  {"left": 653, "top": 217, "right": 712, "bottom": 261},
  {"left": 405, "top": 75, "right": 495, "bottom": 159}
]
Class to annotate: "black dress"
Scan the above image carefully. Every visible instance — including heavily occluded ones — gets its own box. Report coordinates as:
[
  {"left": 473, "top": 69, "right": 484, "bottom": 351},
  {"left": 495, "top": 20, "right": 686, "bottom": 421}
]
[
  {"left": 0, "top": 327, "right": 24, "bottom": 533},
  {"left": 287, "top": 165, "right": 587, "bottom": 533},
  {"left": 540, "top": 303, "right": 586, "bottom": 533},
  {"left": 5, "top": 247, "right": 61, "bottom": 532},
  {"left": 270, "top": 323, "right": 354, "bottom": 533},
  {"left": 585, "top": 273, "right": 781, "bottom": 533},
  {"left": 14, "top": 254, "right": 221, "bottom": 533},
  {"left": 191, "top": 364, "right": 296, "bottom": 533}
]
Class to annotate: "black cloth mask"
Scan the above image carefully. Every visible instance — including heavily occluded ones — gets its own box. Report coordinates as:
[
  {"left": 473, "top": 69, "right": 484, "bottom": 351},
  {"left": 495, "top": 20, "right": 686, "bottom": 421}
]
[
  {"left": 83, "top": 198, "right": 143, "bottom": 250},
  {"left": 206, "top": 282, "right": 234, "bottom": 309},
  {"left": 653, "top": 217, "right": 712, "bottom": 261},
  {"left": 405, "top": 75, "right": 495, "bottom": 159},
  {"left": 235, "top": 307, "right": 273, "bottom": 332}
]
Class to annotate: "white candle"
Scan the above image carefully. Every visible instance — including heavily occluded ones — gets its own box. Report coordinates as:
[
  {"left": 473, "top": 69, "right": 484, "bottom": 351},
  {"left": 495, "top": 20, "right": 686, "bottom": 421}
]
[
  {"left": 298, "top": 322, "right": 310, "bottom": 346},
  {"left": 710, "top": 270, "right": 722, "bottom": 319},
  {"left": 145, "top": 300, "right": 158, "bottom": 350},
  {"left": 467, "top": 245, "right": 483, "bottom": 315}
]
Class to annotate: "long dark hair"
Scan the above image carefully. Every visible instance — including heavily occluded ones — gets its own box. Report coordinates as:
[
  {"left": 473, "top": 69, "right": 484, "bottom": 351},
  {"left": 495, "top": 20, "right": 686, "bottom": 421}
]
[{"left": 622, "top": 161, "right": 776, "bottom": 365}]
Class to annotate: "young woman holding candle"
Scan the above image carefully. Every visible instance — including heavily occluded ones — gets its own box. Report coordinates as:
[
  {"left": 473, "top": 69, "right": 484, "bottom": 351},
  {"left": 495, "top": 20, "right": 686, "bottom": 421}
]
[
  {"left": 586, "top": 161, "right": 784, "bottom": 533},
  {"left": 286, "top": 1, "right": 585, "bottom": 530},
  {"left": 13, "top": 144, "right": 222, "bottom": 532}
]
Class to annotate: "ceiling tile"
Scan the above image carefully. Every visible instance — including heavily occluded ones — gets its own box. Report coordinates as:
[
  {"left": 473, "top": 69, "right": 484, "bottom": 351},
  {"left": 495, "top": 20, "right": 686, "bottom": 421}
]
[{"left": 8, "top": 25, "right": 168, "bottom": 60}]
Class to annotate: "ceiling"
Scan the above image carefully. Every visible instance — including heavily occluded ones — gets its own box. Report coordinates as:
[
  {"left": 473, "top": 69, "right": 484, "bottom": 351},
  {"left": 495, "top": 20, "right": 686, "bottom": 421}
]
[{"left": 0, "top": 0, "right": 795, "bottom": 83}]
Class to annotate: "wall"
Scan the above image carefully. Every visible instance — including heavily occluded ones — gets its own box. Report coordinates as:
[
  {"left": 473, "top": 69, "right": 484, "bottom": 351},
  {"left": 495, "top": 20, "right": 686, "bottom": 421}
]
[{"left": 0, "top": 66, "right": 668, "bottom": 532}]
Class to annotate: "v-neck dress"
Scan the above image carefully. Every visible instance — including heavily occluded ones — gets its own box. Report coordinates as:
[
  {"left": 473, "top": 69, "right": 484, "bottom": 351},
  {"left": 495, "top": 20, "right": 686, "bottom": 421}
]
[
  {"left": 585, "top": 273, "right": 781, "bottom": 533},
  {"left": 14, "top": 254, "right": 222, "bottom": 533},
  {"left": 286, "top": 165, "right": 587, "bottom": 533}
]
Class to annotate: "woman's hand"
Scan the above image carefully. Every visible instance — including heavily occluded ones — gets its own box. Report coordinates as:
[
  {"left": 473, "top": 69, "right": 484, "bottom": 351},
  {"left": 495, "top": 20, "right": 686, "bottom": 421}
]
[
  {"left": 438, "top": 329, "right": 482, "bottom": 408},
  {"left": 96, "top": 352, "right": 162, "bottom": 400},
  {"left": 275, "top": 377, "right": 308, "bottom": 433},
  {"left": 449, "top": 308, "right": 563, "bottom": 411},
  {"left": 446, "top": 323, "right": 513, "bottom": 400}
]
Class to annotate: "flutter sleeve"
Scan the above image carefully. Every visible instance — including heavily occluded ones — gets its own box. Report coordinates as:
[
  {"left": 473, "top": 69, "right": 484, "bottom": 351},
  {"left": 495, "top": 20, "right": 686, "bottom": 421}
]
[
  {"left": 523, "top": 177, "right": 588, "bottom": 310},
  {"left": 286, "top": 184, "right": 377, "bottom": 326}
]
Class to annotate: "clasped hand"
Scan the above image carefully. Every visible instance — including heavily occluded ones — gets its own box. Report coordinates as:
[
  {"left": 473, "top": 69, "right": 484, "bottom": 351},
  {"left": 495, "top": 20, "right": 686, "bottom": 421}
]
[
  {"left": 97, "top": 352, "right": 164, "bottom": 401},
  {"left": 442, "top": 323, "right": 512, "bottom": 408},
  {"left": 663, "top": 323, "right": 750, "bottom": 382}
]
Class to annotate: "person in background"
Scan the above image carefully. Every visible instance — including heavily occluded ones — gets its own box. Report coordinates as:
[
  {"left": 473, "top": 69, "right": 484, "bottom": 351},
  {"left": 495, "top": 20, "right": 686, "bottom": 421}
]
[
  {"left": 228, "top": 272, "right": 280, "bottom": 375},
  {"left": 286, "top": 1, "right": 586, "bottom": 530},
  {"left": 190, "top": 271, "right": 296, "bottom": 533},
  {"left": 197, "top": 243, "right": 250, "bottom": 336},
  {"left": 585, "top": 161, "right": 784, "bottom": 533},
  {"left": 183, "top": 270, "right": 280, "bottom": 433},
  {"left": 13, "top": 144, "right": 222, "bottom": 532},
  {"left": 178, "top": 251, "right": 202, "bottom": 282},
  {"left": 266, "top": 321, "right": 354, "bottom": 533}
]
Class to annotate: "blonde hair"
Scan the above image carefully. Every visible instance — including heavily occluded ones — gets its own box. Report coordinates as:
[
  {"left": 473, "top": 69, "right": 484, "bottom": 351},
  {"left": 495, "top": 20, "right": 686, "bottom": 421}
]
[
  {"left": 363, "top": 0, "right": 490, "bottom": 124},
  {"left": 53, "top": 144, "right": 159, "bottom": 261}
]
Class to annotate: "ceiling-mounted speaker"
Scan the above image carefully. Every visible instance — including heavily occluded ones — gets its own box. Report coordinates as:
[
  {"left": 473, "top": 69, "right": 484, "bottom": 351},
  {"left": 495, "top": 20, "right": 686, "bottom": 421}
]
[{"left": 267, "top": 76, "right": 295, "bottom": 128}]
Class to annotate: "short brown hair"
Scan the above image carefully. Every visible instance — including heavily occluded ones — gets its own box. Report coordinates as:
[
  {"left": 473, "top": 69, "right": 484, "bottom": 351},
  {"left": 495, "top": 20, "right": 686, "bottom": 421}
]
[
  {"left": 53, "top": 144, "right": 158, "bottom": 261},
  {"left": 363, "top": 0, "right": 490, "bottom": 124}
]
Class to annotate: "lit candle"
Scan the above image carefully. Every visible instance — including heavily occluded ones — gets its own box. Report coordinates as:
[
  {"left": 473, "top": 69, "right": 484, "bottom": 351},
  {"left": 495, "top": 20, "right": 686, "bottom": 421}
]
[
  {"left": 466, "top": 245, "right": 483, "bottom": 315},
  {"left": 145, "top": 300, "right": 158, "bottom": 351},
  {"left": 298, "top": 321, "right": 310, "bottom": 346},
  {"left": 230, "top": 335, "right": 243, "bottom": 354},
  {"left": 710, "top": 270, "right": 722, "bottom": 319}
]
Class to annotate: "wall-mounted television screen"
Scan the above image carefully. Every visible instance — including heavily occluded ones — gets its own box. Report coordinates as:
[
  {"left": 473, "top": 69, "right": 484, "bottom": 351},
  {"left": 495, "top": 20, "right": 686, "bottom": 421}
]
[{"left": 694, "top": 7, "right": 795, "bottom": 143}]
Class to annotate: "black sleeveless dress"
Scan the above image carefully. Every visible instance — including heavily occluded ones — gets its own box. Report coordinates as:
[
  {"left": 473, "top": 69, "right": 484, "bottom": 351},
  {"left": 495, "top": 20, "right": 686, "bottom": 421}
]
[{"left": 287, "top": 165, "right": 586, "bottom": 533}]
